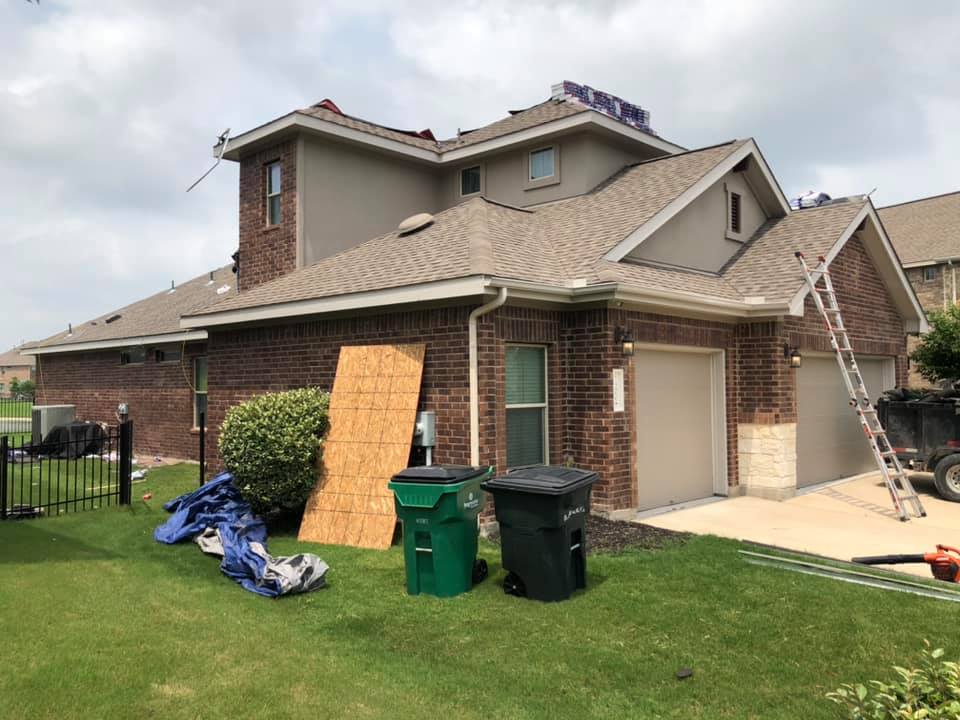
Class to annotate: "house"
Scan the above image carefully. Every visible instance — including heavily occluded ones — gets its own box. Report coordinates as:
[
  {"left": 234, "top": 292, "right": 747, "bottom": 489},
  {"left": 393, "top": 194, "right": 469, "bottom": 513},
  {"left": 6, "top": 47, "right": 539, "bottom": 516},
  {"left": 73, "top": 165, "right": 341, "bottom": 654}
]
[
  {"left": 25, "top": 81, "right": 927, "bottom": 512},
  {"left": 23, "top": 267, "right": 234, "bottom": 459},
  {"left": 0, "top": 345, "right": 35, "bottom": 397},
  {"left": 879, "top": 191, "right": 960, "bottom": 386}
]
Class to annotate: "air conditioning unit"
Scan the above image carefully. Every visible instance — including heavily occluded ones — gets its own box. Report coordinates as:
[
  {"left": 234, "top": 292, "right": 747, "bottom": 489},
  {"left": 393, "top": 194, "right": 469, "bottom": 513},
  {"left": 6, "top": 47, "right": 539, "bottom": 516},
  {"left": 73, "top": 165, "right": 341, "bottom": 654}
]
[{"left": 32, "top": 405, "right": 76, "bottom": 445}]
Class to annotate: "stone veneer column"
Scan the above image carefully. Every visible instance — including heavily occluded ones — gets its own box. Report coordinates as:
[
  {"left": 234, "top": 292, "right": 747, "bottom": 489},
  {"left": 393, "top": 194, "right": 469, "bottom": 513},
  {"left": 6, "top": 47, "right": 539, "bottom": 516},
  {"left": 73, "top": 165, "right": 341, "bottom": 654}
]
[{"left": 737, "top": 423, "right": 797, "bottom": 500}]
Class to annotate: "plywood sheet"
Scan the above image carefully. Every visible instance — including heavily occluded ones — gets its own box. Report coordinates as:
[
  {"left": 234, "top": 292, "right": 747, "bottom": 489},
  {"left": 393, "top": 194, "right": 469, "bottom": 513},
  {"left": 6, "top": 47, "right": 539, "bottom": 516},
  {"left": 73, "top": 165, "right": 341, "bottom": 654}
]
[{"left": 298, "top": 344, "right": 425, "bottom": 549}]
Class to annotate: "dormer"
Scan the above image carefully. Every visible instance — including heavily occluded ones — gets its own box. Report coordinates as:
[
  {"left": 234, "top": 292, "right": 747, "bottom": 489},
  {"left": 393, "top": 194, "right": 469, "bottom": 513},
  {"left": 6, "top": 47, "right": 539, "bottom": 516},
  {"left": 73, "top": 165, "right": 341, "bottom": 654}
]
[{"left": 606, "top": 140, "right": 790, "bottom": 273}]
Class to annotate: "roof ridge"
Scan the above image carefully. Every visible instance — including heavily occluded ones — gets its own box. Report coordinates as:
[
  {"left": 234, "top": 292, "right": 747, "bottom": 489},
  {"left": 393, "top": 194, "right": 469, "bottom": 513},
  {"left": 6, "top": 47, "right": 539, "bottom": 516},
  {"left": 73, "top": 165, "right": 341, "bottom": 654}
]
[{"left": 878, "top": 189, "right": 960, "bottom": 211}]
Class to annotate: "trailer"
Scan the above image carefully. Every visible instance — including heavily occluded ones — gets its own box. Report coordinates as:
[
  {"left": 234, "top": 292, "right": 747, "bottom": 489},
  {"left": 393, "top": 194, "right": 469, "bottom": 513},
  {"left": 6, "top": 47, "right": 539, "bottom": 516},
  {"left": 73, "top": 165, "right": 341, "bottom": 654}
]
[{"left": 877, "top": 394, "right": 960, "bottom": 502}]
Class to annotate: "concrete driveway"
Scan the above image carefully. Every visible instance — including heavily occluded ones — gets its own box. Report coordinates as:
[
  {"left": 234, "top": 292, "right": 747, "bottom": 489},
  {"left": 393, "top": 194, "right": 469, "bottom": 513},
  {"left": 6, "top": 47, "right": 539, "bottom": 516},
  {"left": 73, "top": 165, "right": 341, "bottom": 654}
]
[{"left": 642, "top": 473, "right": 960, "bottom": 578}]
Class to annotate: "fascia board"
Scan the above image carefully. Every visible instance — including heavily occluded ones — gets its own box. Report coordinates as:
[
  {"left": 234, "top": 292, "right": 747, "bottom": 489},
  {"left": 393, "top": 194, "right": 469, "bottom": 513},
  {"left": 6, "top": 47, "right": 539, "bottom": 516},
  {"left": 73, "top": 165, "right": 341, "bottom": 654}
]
[
  {"left": 180, "top": 276, "right": 490, "bottom": 329},
  {"left": 24, "top": 331, "right": 208, "bottom": 356}
]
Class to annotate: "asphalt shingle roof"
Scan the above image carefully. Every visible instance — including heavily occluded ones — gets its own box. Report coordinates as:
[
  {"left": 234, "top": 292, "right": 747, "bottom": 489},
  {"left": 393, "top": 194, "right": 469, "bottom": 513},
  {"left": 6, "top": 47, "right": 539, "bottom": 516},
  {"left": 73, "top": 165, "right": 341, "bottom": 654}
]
[
  {"left": 190, "top": 140, "right": 863, "bottom": 320},
  {"left": 31, "top": 265, "right": 235, "bottom": 350},
  {"left": 878, "top": 191, "right": 960, "bottom": 265},
  {"left": 0, "top": 346, "right": 35, "bottom": 368}
]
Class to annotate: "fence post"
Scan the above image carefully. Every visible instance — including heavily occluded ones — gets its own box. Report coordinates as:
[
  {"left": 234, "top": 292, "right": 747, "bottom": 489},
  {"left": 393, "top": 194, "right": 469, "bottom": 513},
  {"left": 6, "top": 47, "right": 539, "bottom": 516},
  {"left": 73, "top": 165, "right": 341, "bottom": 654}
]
[
  {"left": 198, "top": 411, "right": 206, "bottom": 487},
  {"left": 0, "top": 435, "right": 7, "bottom": 520},
  {"left": 119, "top": 421, "right": 133, "bottom": 505}
]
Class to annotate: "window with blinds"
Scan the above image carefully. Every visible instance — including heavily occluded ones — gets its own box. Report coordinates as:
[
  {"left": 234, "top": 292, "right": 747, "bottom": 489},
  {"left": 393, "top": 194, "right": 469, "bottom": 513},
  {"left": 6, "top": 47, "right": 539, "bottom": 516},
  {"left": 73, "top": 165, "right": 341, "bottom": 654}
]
[{"left": 505, "top": 345, "right": 548, "bottom": 467}]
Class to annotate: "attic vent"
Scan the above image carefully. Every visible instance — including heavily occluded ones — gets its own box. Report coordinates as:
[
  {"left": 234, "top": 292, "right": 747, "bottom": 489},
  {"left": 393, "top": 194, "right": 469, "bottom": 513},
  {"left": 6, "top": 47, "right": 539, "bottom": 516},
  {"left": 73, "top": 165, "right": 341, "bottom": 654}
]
[
  {"left": 398, "top": 212, "right": 434, "bottom": 236},
  {"left": 105, "top": 314, "right": 122, "bottom": 324},
  {"left": 730, "top": 192, "right": 742, "bottom": 234}
]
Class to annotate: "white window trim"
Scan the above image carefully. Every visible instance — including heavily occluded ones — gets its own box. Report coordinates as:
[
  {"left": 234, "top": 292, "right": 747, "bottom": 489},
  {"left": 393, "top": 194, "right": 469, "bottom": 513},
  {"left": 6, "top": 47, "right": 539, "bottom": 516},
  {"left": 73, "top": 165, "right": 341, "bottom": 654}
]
[
  {"left": 458, "top": 163, "right": 484, "bottom": 198},
  {"left": 505, "top": 343, "right": 549, "bottom": 468},
  {"left": 266, "top": 161, "right": 282, "bottom": 227},
  {"left": 192, "top": 356, "right": 208, "bottom": 430},
  {"left": 525, "top": 145, "right": 560, "bottom": 190}
]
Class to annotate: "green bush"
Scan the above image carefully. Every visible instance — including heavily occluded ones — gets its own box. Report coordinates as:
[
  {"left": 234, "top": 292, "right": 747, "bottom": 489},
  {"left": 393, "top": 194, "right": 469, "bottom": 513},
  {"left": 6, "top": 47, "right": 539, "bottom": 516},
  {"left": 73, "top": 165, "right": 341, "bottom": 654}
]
[
  {"left": 219, "top": 387, "right": 330, "bottom": 516},
  {"left": 911, "top": 305, "right": 960, "bottom": 383},
  {"left": 827, "top": 644, "right": 960, "bottom": 719}
]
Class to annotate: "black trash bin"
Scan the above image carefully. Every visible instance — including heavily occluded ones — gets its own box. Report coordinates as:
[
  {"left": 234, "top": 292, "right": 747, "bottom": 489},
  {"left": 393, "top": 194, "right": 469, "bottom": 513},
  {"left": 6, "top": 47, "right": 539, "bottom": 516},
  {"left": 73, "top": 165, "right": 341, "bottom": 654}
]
[{"left": 481, "top": 466, "right": 598, "bottom": 602}]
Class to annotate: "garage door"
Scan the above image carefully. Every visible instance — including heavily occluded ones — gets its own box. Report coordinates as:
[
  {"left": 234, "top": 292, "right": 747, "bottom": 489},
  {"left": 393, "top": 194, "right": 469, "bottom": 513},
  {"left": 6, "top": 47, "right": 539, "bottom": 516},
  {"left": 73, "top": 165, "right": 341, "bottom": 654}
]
[
  {"left": 796, "top": 355, "right": 895, "bottom": 488},
  {"left": 634, "top": 347, "right": 725, "bottom": 511}
]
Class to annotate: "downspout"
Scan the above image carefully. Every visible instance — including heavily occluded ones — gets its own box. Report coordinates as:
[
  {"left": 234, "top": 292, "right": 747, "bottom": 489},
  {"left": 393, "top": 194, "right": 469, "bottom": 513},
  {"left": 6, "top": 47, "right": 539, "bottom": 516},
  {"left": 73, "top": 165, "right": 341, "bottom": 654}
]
[{"left": 469, "top": 287, "right": 507, "bottom": 466}]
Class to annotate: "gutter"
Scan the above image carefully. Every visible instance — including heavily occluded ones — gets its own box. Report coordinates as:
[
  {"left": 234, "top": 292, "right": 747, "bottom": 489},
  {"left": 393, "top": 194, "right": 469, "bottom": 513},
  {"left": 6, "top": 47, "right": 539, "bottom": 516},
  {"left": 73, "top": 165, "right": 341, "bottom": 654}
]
[{"left": 468, "top": 287, "right": 508, "bottom": 466}]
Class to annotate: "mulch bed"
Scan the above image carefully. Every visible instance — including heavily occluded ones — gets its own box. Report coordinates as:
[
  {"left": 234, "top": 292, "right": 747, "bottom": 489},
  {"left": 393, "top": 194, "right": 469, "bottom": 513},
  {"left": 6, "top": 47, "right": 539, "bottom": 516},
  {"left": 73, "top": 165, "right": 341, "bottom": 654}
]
[{"left": 486, "top": 514, "right": 689, "bottom": 555}]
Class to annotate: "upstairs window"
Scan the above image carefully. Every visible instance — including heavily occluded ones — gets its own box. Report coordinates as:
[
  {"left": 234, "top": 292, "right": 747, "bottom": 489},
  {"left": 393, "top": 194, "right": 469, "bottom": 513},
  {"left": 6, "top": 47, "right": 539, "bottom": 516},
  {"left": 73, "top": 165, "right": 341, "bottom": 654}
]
[
  {"left": 529, "top": 147, "right": 556, "bottom": 181},
  {"left": 729, "top": 192, "right": 742, "bottom": 234},
  {"left": 266, "top": 161, "right": 282, "bottom": 226},
  {"left": 460, "top": 165, "right": 482, "bottom": 196},
  {"left": 923, "top": 266, "right": 938, "bottom": 282}
]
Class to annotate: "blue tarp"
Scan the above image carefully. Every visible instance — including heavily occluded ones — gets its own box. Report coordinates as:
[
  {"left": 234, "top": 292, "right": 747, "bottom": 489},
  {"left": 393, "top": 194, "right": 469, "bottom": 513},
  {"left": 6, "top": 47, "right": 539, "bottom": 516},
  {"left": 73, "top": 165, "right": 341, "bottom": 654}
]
[{"left": 155, "top": 472, "right": 328, "bottom": 597}]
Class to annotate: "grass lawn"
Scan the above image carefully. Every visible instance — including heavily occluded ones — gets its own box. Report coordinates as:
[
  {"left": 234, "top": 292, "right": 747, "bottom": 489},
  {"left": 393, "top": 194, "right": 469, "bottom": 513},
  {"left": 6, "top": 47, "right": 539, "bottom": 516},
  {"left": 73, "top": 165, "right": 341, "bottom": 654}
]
[
  {"left": 3, "top": 455, "right": 120, "bottom": 514},
  {"left": 0, "top": 464, "right": 953, "bottom": 720},
  {"left": 0, "top": 400, "right": 32, "bottom": 418}
]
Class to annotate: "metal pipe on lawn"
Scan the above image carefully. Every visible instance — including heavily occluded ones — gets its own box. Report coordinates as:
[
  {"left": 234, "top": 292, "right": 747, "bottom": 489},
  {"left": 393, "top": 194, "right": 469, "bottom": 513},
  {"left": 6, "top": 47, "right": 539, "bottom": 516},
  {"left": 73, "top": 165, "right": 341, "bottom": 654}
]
[{"left": 469, "top": 286, "right": 508, "bottom": 467}]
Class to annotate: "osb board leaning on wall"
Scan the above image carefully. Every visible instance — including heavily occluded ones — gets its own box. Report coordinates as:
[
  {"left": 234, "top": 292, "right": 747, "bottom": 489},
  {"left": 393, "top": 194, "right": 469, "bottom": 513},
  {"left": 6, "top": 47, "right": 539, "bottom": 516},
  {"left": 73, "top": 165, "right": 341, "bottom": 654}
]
[{"left": 298, "top": 343, "right": 426, "bottom": 550}]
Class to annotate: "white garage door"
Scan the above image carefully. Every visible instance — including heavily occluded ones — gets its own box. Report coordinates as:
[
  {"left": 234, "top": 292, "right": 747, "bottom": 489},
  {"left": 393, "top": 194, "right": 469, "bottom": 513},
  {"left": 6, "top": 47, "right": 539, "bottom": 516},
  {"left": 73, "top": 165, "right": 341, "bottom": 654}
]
[
  {"left": 796, "top": 355, "right": 896, "bottom": 488},
  {"left": 634, "top": 347, "right": 726, "bottom": 511}
]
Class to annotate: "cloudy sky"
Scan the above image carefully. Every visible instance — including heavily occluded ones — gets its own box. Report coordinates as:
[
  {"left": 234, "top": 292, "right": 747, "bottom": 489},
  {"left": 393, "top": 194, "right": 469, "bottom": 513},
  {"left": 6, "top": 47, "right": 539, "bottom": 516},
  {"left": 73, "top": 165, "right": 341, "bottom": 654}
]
[{"left": 2, "top": 0, "right": 959, "bottom": 350}]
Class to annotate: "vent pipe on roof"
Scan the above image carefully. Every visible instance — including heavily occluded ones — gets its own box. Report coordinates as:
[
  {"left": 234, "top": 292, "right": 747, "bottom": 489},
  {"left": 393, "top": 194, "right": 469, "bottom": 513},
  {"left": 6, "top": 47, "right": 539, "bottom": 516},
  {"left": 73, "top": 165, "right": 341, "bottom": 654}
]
[
  {"left": 67, "top": 323, "right": 73, "bottom": 337},
  {"left": 206, "top": 271, "right": 215, "bottom": 286},
  {"left": 168, "top": 280, "right": 176, "bottom": 294}
]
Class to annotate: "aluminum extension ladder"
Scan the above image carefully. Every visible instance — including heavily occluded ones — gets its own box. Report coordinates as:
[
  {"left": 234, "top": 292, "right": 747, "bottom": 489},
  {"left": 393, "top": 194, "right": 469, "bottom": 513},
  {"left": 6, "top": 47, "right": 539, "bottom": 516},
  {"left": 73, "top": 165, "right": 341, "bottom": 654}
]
[{"left": 795, "top": 252, "right": 926, "bottom": 521}]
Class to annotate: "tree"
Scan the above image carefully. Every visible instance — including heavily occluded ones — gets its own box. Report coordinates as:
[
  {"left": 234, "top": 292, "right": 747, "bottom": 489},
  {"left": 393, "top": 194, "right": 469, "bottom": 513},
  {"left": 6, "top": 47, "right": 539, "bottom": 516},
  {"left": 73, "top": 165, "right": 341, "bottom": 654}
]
[{"left": 911, "top": 305, "right": 960, "bottom": 383}]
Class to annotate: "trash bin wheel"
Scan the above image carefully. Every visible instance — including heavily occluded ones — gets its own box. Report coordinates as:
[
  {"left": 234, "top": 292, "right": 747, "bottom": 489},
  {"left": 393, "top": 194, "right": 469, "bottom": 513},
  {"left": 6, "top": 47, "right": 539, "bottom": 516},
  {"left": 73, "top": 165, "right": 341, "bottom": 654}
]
[
  {"left": 472, "top": 558, "right": 488, "bottom": 585},
  {"left": 503, "top": 571, "right": 526, "bottom": 597}
]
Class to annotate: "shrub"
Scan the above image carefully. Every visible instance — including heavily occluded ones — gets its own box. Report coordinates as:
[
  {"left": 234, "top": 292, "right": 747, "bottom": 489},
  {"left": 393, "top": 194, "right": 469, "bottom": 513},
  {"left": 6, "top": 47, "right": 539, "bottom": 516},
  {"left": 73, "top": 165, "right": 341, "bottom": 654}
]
[
  {"left": 911, "top": 305, "right": 960, "bottom": 384},
  {"left": 827, "top": 644, "right": 960, "bottom": 719},
  {"left": 219, "top": 387, "right": 330, "bottom": 516}
]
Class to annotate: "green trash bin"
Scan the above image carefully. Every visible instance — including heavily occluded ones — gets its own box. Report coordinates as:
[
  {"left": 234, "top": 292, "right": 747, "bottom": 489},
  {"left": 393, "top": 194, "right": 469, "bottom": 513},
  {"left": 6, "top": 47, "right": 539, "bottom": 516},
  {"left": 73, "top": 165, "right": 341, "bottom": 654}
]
[{"left": 388, "top": 465, "right": 491, "bottom": 597}]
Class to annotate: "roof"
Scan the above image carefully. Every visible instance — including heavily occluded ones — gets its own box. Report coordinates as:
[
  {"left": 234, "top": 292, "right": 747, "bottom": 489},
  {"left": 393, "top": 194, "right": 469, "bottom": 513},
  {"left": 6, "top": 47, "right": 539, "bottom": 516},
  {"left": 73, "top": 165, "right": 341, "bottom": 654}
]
[
  {"left": 0, "top": 345, "right": 35, "bottom": 368},
  {"left": 28, "top": 265, "right": 235, "bottom": 352},
  {"left": 437, "top": 100, "right": 588, "bottom": 150},
  {"left": 188, "top": 139, "right": 901, "bottom": 327},
  {"left": 878, "top": 191, "right": 960, "bottom": 265}
]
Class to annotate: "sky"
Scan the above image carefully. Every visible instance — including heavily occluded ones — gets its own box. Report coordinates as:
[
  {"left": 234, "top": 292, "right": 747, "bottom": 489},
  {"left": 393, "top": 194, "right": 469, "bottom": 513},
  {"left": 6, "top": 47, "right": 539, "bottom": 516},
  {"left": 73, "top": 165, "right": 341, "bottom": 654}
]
[{"left": 2, "top": 0, "right": 959, "bottom": 350}]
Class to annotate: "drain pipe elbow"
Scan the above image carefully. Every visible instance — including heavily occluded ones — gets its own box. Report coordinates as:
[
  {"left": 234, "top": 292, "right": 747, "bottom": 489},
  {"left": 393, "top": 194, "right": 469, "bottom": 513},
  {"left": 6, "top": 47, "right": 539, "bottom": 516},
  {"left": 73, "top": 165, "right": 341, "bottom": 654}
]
[{"left": 469, "top": 286, "right": 508, "bottom": 466}]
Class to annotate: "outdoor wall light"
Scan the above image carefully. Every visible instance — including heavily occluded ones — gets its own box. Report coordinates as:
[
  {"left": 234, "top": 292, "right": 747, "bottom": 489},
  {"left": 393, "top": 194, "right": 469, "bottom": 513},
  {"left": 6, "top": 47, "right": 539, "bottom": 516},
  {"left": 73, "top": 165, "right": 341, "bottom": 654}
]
[
  {"left": 615, "top": 327, "right": 636, "bottom": 356},
  {"left": 784, "top": 343, "right": 802, "bottom": 369}
]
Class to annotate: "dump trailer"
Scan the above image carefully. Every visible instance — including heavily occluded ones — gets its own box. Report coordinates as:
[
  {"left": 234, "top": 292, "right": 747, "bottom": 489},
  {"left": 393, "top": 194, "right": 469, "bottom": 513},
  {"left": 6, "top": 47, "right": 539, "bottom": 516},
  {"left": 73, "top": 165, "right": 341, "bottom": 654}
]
[{"left": 877, "top": 393, "right": 960, "bottom": 502}]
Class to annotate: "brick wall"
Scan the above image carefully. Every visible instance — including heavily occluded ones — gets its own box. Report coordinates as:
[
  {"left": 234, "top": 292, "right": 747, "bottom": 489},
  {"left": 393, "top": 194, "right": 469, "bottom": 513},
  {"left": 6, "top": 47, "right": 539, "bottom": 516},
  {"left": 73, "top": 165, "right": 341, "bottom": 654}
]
[
  {"left": 905, "top": 264, "right": 950, "bottom": 314},
  {"left": 34, "top": 343, "right": 206, "bottom": 460},
  {"left": 238, "top": 139, "right": 298, "bottom": 291}
]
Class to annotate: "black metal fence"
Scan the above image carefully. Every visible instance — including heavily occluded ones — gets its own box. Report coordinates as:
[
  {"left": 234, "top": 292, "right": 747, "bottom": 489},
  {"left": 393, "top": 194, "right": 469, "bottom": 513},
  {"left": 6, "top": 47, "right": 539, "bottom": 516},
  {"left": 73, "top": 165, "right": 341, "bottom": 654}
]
[
  {"left": 0, "top": 396, "right": 32, "bottom": 438},
  {"left": 0, "top": 421, "right": 132, "bottom": 519}
]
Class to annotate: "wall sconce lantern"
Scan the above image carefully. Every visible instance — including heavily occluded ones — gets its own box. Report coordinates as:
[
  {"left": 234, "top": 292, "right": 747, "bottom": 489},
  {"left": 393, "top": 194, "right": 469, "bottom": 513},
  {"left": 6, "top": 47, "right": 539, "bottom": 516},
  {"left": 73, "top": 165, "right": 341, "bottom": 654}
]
[
  {"left": 615, "top": 327, "right": 635, "bottom": 357},
  {"left": 784, "top": 343, "right": 802, "bottom": 369}
]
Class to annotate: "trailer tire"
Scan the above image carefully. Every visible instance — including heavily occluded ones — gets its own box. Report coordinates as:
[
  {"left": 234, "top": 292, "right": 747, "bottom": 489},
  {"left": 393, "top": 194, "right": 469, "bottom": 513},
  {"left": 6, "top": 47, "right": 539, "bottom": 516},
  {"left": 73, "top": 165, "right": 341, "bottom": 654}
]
[{"left": 933, "top": 455, "right": 960, "bottom": 502}]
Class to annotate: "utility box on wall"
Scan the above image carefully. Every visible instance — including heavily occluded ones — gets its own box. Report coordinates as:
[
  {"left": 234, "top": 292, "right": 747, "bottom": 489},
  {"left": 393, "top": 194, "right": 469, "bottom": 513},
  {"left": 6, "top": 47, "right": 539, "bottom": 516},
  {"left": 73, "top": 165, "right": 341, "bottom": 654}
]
[{"left": 32, "top": 405, "right": 76, "bottom": 445}]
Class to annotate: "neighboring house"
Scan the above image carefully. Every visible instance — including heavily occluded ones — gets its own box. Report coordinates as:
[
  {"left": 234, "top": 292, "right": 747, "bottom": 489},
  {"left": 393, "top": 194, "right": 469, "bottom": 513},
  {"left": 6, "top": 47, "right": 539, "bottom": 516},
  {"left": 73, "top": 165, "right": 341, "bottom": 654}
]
[
  {"left": 23, "top": 267, "right": 234, "bottom": 459},
  {"left": 879, "top": 191, "right": 960, "bottom": 386},
  {"left": 25, "top": 81, "right": 926, "bottom": 512},
  {"left": 0, "top": 345, "right": 36, "bottom": 397}
]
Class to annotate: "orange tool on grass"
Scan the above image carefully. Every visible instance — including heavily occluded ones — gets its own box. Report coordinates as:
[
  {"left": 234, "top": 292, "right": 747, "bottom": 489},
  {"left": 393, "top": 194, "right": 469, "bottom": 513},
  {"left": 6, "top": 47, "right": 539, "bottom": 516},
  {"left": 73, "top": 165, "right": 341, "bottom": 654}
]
[{"left": 853, "top": 545, "right": 960, "bottom": 584}]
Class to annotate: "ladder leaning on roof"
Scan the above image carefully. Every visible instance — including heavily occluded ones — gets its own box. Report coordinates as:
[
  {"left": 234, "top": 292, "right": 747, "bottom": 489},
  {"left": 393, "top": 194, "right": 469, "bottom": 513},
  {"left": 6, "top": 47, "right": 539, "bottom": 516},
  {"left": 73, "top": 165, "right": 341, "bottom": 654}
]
[{"left": 795, "top": 251, "right": 926, "bottom": 522}]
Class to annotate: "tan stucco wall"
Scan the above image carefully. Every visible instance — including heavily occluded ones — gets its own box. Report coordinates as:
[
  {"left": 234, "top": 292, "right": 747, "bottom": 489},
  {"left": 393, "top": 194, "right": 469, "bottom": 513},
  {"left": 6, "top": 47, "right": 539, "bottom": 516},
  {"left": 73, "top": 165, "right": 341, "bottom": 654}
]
[
  {"left": 439, "top": 131, "right": 659, "bottom": 209},
  {"left": 626, "top": 169, "right": 767, "bottom": 272},
  {"left": 300, "top": 136, "right": 443, "bottom": 267}
]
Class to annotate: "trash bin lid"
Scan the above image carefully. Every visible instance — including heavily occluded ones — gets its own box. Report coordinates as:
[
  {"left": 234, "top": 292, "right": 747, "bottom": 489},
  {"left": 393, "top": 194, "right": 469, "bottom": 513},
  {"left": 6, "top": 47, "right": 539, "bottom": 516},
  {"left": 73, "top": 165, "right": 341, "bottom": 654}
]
[
  {"left": 391, "top": 464, "right": 489, "bottom": 485},
  {"left": 482, "top": 465, "right": 598, "bottom": 495}
]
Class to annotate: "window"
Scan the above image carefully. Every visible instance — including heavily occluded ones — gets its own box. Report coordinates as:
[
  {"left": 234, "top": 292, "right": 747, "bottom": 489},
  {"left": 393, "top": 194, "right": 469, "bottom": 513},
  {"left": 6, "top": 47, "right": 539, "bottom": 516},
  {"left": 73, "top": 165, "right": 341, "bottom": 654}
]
[
  {"left": 460, "top": 165, "right": 482, "bottom": 196},
  {"left": 154, "top": 347, "right": 181, "bottom": 364},
  {"left": 505, "top": 345, "right": 548, "bottom": 467},
  {"left": 266, "top": 161, "right": 282, "bottom": 226},
  {"left": 729, "top": 192, "right": 742, "bottom": 234},
  {"left": 193, "top": 357, "right": 208, "bottom": 428},
  {"left": 923, "top": 266, "right": 938, "bottom": 282},
  {"left": 529, "top": 147, "right": 556, "bottom": 181},
  {"left": 120, "top": 347, "right": 146, "bottom": 365}
]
